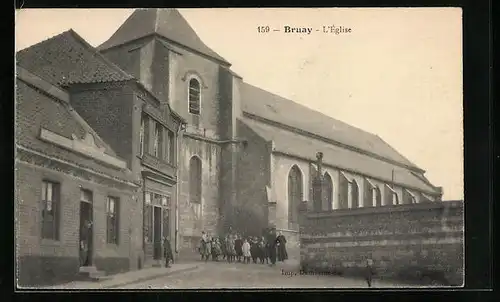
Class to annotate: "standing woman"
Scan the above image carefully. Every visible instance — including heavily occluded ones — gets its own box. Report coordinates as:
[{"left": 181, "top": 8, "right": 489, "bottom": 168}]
[
  {"left": 259, "top": 236, "right": 268, "bottom": 264},
  {"left": 267, "top": 228, "right": 278, "bottom": 266},
  {"left": 276, "top": 231, "right": 288, "bottom": 262},
  {"left": 199, "top": 231, "right": 211, "bottom": 262}
]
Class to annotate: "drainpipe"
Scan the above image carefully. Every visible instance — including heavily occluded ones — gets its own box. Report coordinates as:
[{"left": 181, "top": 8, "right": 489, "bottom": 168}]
[{"left": 175, "top": 122, "right": 186, "bottom": 254}]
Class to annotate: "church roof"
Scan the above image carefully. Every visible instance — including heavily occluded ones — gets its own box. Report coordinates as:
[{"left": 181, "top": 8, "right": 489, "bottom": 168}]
[
  {"left": 97, "top": 8, "right": 230, "bottom": 65},
  {"left": 241, "top": 118, "right": 438, "bottom": 194},
  {"left": 16, "top": 30, "right": 134, "bottom": 87},
  {"left": 240, "top": 82, "right": 421, "bottom": 172}
]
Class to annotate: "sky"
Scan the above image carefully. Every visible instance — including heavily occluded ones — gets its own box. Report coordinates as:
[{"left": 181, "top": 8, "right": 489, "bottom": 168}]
[{"left": 15, "top": 8, "right": 464, "bottom": 200}]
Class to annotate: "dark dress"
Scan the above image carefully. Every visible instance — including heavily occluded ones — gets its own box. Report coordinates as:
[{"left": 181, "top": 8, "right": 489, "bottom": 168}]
[
  {"left": 267, "top": 232, "right": 277, "bottom": 265},
  {"left": 276, "top": 235, "right": 288, "bottom": 262},
  {"left": 235, "top": 239, "right": 243, "bottom": 257},
  {"left": 250, "top": 241, "right": 258, "bottom": 263}
]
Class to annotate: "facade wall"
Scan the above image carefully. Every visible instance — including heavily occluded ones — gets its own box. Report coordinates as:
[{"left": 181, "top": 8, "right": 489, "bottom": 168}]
[
  {"left": 16, "top": 159, "right": 138, "bottom": 286},
  {"left": 100, "top": 40, "right": 143, "bottom": 81},
  {"left": 176, "top": 136, "right": 221, "bottom": 259},
  {"left": 234, "top": 120, "right": 271, "bottom": 236},
  {"left": 298, "top": 201, "right": 464, "bottom": 286},
  {"left": 165, "top": 41, "right": 222, "bottom": 135},
  {"left": 272, "top": 155, "right": 311, "bottom": 231}
]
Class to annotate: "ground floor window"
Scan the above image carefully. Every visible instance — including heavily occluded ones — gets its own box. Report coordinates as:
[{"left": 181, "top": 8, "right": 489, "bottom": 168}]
[
  {"left": 106, "top": 196, "right": 120, "bottom": 244},
  {"left": 41, "top": 180, "right": 60, "bottom": 240}
]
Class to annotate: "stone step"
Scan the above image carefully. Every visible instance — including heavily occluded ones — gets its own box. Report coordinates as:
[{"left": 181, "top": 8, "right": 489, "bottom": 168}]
[
  {"left": 79, "top": 266, "right": 99, "bottom": 274},
  {"left": 78, "top": 266, "right": 111, "bottom": 282}
]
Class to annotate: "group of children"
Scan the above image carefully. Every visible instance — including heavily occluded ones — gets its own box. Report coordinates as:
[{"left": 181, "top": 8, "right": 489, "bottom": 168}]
[{"left": 199, "top": 230, "right": 288, "bottom": 265}]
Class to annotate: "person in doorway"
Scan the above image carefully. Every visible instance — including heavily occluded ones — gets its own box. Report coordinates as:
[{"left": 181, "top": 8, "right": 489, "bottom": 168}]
[
  {"left": 242, "top": 238, "right": 251, "bottom": 264},
  {"left": 79, "top": 220, "right": 92, "bottom": 266},
  {"left": 234, "top": 234, "right": 243, "bottom": 263},
  {"left": 276, "top": 231, "right": 288, "bottom": 262},
  {"left": 163, "top": 236, "right": 174, "bottom": 268}
]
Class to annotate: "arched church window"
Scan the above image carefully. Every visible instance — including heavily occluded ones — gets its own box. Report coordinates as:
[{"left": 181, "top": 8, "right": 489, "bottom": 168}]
[
  {"left": 324, "top": 172, "right": 333, "bottom": 211},
  {"left": 188, "top": 78, "right": 201, "bottom": 115},
  {"left": 364, "top": 178, "right": 374, "bottom": 207},
  {"left": 373, "top": 186, "right": 382, "bottom": 206},
  {"left": 189, "top": 156, "right": 202, "bottom": 204},
  {"left": 288, "top": 165, "right": 303, "bottom": 227},
  {"left": 338, "top": 172, "right": 349, "bottom": 209},
  {"left": 351, "top": 180, "right": 359, "bottom": 208}
]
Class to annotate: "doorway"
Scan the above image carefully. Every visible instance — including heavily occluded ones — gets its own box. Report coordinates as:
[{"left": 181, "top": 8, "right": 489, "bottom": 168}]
[
  {"left": 153, "top": 206, "right": 162, "bottom": 260},
  {"left": 79, "top": 201, "right": 93, "bottom": 266}
]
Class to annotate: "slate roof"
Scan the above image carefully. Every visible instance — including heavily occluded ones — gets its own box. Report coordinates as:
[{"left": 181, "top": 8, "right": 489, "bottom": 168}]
[
  {"left": 16, "top": 29, "right": 134, "bottom": 87},
  {"left": 97, "top": 8, "right": 230, "bottom": 65},
  {"left": 240, "top": 82, "right": 421, "bottom": 171},
  {"left": 241, "top": 118, "right": 438, "bottom": 194}
]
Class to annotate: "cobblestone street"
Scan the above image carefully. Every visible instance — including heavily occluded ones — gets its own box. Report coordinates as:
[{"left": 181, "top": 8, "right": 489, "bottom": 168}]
[{"left": 119, "top": 261, "right": 412, "bottom": 289}]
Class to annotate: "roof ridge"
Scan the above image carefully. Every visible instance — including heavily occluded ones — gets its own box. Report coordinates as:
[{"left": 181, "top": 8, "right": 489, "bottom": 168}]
[
  {"left": 242, "top": 81, "right": 384, "bottom": 138},
  {"left": 16, "top": 29, "right": 72, "bottom": 54},
  {"left": 66, "top": 29, "right": 134, "bottom": 80}
]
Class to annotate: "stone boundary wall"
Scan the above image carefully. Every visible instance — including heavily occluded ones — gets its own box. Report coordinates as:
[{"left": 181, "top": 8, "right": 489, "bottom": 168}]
[{"left": 298, "top": 201, "right": 464, "bottom": 286}]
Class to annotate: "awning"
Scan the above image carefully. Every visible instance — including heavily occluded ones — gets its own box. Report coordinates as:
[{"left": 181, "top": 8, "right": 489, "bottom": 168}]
[{"left": 365, "top": 178, "right": 376, "bottom": 189}]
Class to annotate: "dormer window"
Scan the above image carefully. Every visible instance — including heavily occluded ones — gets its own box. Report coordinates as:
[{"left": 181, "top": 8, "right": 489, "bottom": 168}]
[{"left": 188, "top": 78, "right": 201, "bottom": 115}]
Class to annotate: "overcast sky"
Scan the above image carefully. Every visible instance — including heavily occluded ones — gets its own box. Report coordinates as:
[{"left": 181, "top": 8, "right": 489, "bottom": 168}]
[{"left": 15, "top": 8, "right": 463, "bottom": 200}]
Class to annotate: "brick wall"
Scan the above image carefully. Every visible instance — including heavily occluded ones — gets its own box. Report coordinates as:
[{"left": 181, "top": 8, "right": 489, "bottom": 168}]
[
  {"left": 298, "top": 201, "right": 464, "bottom": 286},
  {"left": 16, "top": 160, "right": 138, "bottom": 286},
  {"left": 69, "top": 84, "right": 135, "bottom": 167}
]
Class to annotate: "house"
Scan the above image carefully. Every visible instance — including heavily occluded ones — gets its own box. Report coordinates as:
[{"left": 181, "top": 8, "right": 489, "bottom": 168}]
[
  {"left": 16, "top": 8, "right": 443, "bottom": 273},
  {"left": 15, "top": 66, "right": 139, "bottom": 286}
]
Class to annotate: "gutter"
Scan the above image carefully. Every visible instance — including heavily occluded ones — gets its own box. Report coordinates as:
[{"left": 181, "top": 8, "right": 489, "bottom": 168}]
[{"left": 183, "top": 132, "right": 247, "bottom": 146}]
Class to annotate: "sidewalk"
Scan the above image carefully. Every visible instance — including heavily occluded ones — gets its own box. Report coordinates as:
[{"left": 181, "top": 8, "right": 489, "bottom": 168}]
[{"left": 41, "top": 263, "right": 199, "bottom": 290}]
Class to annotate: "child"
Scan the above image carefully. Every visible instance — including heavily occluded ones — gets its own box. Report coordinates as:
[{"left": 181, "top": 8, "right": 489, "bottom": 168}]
[
  {"left": 250, "top": 237, "right": 258, "bottom": 264},
  {"left": 242, "top": 238, "right": 251, "bottom": 264}
]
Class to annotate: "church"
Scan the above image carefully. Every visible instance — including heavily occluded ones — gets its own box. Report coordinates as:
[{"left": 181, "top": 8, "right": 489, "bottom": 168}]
[{"left": 15, "top": 8, "right": 443, "bottom": 285}]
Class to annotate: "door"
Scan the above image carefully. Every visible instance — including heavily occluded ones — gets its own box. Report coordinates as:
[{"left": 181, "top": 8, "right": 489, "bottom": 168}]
[
  {"left": 79, "top": 202, "right": 93, "bottom": 266},
  {"left": 153, "top": 206, "right": 162, "bottom": 260}
]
